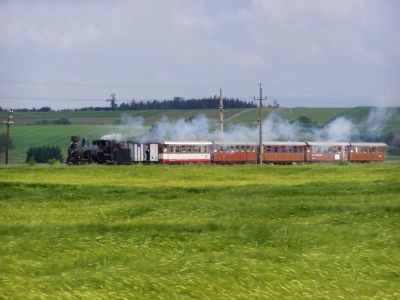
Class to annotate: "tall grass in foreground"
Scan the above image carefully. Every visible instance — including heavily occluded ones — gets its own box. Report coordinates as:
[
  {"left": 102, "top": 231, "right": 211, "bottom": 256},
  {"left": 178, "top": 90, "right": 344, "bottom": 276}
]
[{"left": 0, "top": 163, "right": 399, "bottom": 299}]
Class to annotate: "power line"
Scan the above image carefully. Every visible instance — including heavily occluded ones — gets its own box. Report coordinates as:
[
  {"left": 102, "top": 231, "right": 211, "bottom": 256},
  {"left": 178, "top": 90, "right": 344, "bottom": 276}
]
[
  {"left": 0, "top": 79, "right": 365, "bottom": 99},
  {"left": 0, "top": 80, "right": 256, "bottom": 89}
]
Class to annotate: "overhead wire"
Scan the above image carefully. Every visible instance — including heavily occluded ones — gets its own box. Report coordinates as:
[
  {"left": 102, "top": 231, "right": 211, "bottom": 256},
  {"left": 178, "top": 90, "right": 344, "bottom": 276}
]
[{"left": 0, "top": 79, "right": 368, "bottom": 106}]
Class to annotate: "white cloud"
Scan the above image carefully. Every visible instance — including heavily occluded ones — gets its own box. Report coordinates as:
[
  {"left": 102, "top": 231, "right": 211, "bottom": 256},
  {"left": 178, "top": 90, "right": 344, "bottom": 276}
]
[{"left": 0, "top": 0, "right": 399, "bottom": 108}]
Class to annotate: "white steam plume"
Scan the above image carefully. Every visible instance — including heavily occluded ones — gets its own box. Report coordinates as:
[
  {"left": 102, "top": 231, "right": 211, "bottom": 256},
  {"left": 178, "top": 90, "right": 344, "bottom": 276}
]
[
  {"left": 100, "top": 108, "right": 394, "bottom": 143},
  {"left": 362, "top": 107, "right": 395, "bottom": 139}
]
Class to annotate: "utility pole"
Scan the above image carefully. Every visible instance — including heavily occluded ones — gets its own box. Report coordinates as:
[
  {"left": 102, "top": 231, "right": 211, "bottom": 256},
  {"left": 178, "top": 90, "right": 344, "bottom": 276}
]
[
  {"left": 3, "top": 110, "right": 14, "bottom": 165},
  {"left": 254, "top": 83, "right": 266, "bottom": 165},
  {"left": 219, "top": 88, "right": 224, "bottom": 135},
  {"left": 106, "top": 93, "right": 117, "bottom": 110}
]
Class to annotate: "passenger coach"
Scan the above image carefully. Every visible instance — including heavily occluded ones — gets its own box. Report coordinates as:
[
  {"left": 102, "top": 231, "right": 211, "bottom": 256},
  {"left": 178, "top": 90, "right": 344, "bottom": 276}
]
[
  {"left": 349, "top": 143, "right": 387, "bottom": 162},
  {"left": 263, "top": 142, "right": 306, "bottom": 163},
  {"left": 158, "top": 141, "right": 212, "bottom": 163},
  {"left": 212, "top": 142, "right": 257, "bottom": 163},
  {"left": 306, "top": 142, "right": 349, "bottom": 162}
]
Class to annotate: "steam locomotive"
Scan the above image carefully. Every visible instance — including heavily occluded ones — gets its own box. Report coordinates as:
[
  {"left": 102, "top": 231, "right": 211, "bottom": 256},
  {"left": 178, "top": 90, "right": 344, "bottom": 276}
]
[
  {"left": 67, "top": 136, "right": 157, "bottom": 164},
  {"left": 67, "top": 136, "right": 387, "bottom": 164}
]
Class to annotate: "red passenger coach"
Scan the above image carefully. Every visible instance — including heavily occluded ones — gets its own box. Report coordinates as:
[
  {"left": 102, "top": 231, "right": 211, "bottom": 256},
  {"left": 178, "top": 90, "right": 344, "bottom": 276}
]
[
  {"left": 212, "top": 142, "right": 258, "bottom": 163},
  {"left": 349, "top": 143, "right": 387, "bottom": 162},
  {"left": 158, "top": 141, "right": 212, "bottom": 163},
  {"left": 263, "top": 142, "right": 306, "bottom": 163},
  {"left": 306, "top": 142, "right": 349, "bottom": 162}
]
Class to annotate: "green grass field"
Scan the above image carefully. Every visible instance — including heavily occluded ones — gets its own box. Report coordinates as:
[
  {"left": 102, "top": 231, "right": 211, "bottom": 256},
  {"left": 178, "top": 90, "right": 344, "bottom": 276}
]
[{"left": 1, "top": 163, "right": 399, "bottom": 299}]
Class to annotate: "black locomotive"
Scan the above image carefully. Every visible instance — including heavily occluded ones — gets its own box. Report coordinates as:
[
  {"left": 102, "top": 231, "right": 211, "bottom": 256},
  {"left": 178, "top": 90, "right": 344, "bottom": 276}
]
[{"left": 67, "top": 136, "right": 132, "bottom": 164}]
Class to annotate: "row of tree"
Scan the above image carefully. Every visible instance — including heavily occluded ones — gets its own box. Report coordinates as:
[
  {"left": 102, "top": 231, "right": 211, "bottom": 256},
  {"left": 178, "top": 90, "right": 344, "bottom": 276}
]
[
  {"left": 113, "top": 97, "right": 256, "bottom": 111},
  {"left": 4, "top": 97, "right": 257, "bottom": 112}
]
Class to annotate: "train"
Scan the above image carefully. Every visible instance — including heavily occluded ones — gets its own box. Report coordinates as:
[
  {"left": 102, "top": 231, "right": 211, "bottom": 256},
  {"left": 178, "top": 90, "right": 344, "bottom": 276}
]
[{"left": 67, "top": 136, "right": 387, "bottom": 164}]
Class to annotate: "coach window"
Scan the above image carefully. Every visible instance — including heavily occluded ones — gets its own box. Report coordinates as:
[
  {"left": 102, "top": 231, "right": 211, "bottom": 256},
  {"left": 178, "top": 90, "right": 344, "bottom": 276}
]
[
  {"left": 282, "top": 146, "right": 286, "bottom": 153},
  {"left": 266, "top": 146, "right": 272, "bottom": 153},
  {"left": 293, "top": 146, "right": 298, "bottom": 153},
  {"left": 235, "top": 146, "right": 239, "bottom": 152},
  {"left": 273, "top": 146, "right": 279, "bottom": 153},
  {"left": 180, "top": 145, "right": 185, "bottom": 153},
  {"left": 371, "top": 147, "right": 376, "bottom": 153},
  {"left": 168, "top": 145, "right": 174, "bottom": 153},
  {"left": 288, "top": 146, "right": 293, "bottom": 153},
  {"left": 246, "top": 146, "right": 250, "bottom": 152},
  {"left": 251, "top": 146, "right": 256, "bottom": 152},
  {"left": 241, "top": 145, "right": 245, "bottom": 152}
]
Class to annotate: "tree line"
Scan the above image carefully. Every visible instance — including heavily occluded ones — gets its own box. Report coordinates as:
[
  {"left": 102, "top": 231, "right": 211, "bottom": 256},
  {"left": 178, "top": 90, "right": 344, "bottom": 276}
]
[{"left": 1, "top": 97, "right": 256, "bottom": 112}]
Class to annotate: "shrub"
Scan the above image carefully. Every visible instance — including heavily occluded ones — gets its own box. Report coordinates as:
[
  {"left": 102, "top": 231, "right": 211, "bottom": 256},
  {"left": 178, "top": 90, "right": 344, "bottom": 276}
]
[
  {"left": 48, "top": 158, "right": 58, "bottom": 165},
  {"left": 26, "top": 145, "right": 63, "bottom": 163},
  {"left": 53, "top": 117, "right": 71, "bottom": 125},
  {"left": 27, "top": 157, "right": 36, "bottom": 165}
]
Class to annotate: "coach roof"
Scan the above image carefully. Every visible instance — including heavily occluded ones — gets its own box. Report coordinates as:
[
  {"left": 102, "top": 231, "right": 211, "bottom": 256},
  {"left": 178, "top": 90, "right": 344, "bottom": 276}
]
[
  {"left": 163, "top": 141, "right": 212, "bottom": 145},
  {"left": 350, "top": 142, "right": 388, "bottom": 147}
]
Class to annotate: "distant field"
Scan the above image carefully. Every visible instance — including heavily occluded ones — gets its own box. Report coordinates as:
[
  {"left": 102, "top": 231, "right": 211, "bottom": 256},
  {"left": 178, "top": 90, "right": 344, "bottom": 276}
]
[
  {"left": 1, "top": 107, "right": 399, "bottom": 163},
  {"left": 0, "top": 107, "right": 378, "bottom": 126},
  {"left": 0, "top": 163, "right": 399, "bottom": 299}
]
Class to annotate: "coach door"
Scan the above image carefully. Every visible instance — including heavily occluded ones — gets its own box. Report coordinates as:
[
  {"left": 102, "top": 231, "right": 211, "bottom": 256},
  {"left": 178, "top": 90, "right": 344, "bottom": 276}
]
[
  {"left": 149, "top": 144, "right": 158, "bottom": 162},
  {"left": 134, "top": 144, "right": 144, "bottom": 162}
]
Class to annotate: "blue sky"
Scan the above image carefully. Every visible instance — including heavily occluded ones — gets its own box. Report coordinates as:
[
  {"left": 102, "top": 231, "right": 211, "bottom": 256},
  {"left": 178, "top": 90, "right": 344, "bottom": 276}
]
[{"left": 0, "top": 0, "right": 399, "bottom": 109}]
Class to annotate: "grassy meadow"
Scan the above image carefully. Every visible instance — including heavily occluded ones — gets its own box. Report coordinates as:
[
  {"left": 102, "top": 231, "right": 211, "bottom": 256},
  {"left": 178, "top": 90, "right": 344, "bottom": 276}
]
[{"left": 0, "top": 163, "right": 399, "bottom": 299}]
